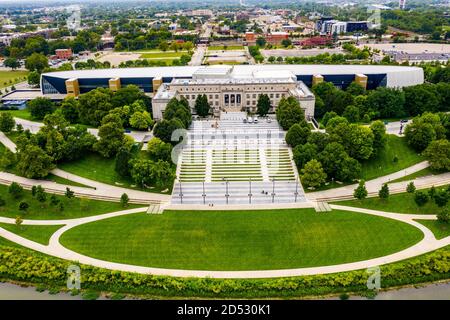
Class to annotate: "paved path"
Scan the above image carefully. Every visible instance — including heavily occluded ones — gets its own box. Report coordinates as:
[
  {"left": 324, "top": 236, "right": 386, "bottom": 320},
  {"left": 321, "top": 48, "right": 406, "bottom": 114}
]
[
  {"left": 0, "top": 204, "right": 448, "bottom": 279},
  {"left": 308, "top": 161, "right": 450, "bottom": 201},
  {"left": 12, "top": 118, "right": 152, "bottom": 143}
]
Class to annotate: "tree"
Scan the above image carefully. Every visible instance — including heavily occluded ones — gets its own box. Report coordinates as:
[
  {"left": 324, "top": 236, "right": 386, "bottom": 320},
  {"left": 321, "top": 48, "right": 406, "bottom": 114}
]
[
  {"left": 285, "top": 122, "right": 310, "bottom": 148},
  {"left": 342, "top": 124, "right": 374, "bottom": 161},
  {"left": 434, "top": 190, "right": 449, "bottom": 208},
  {"left": 153, "top": 118, "right": 185, "bottom": 144},
  {"left": 321, "top": 111, "right": 338, "bottom": 127},
  {"left": 35, "top": 185, "right": 47, "bottom": 203},
  {"left": 256, "top": 36, "right": 266, "bottom": 48},
  {"left": 4, "top": 58, "right": 20, "bottom": 70},
  {"left": 129, "top": 111, "right": 153, "bottom": 130},
  {"left": 8, "top": 182, "right": 23, "bottom": 199},
  {"left": 27, "top": 71, "right": 40, "bottom": 86},
  {"left": 423, "top": 139, "right": 450, "bottom": 171},
  {"left": 27, "top": 97, "right": 55, "bottom": 120},
  {"left": 404, "top": 121, "right": 437, "bottom": 152},
  {"left": 354, "top": 180, "right": 368, "bottom": 200},
  {"left": 115, "top": 147, "right": 133, "bottom": 178},
  {"left": 16, "top": 144, "right": 55, "bottom": 178},
  {"left": 120, "top": 193, "right": 129, "bottom": 207},
  {"left": 130, "top": 159, "right": 175, "bottom": 189},
  {"left": 378, "top": 183, "right": 389, "bottom": 199},
  {"left": 25, "top": 53, "right": 48, "bottom": 72},
  {"left": 346, "top": 82, "right": 366, "bottom": 96},
  {"left": 370, "top": 121, "right": 387, "bottom": 157},
  {"left": 94, "top": 114, "right": 127, "bottom": 158},
  {"left": 50, "top": 194, "right": 60, "bottom": 206},
  {"left": 147, "top": 138, "right": 173, "bottom": 162},
  {"left": 276, "top": 97, "right": 305, "bottom": 130},
  {"left": 281, "top": 39, "right": 292, "bottom": 48},
  {"left": 406, "top": 182, "right": 416, "bottom": 193},
  {"left": 0, "top": 112, "right": 15, "bottom": 132},
  {"left": 194, "top": 94, "right": 210, "bottom": 117},
  {"left": 60, "top": 97, "right": 80, "bottom": 123},
  {"left": 65, "top": 187, "right": 74, "bottom": 199},
  {"left": 256, "top": 94, "right": 271, "bottom": 116},
  {"left": 437, "top": 208, "right": 449, "bottom": 224},
  {"left": 158, "top": 41, "right": 169, "bottom": 51},
  {"left": 300, "top": 159, "right": 327, "bottom": 189},
  {"left": 293, "top": 143, "right": 318, "bottom": 169},
  {"left": 366, "top": 87, "right": 405, "bottom": 119},
  {"left": 15, "top": 216, "right": 23, "bottom": 228},
  {"left": 414, "top": 191, "right": 429, "bottom": 207},
  {"left": 78, "top": 88, "right": 113, "bottom": 126},
  {"left": 112, "top": 85, "right": 150, "bottom": 110},
  {"left": 342, "top": 105, "right": 359, "bottom": 123},
  {"left": 19, "top": 201, "right": 29, "bottom": 213},
  {"left": 404, "top": 84, "right": 440, "bottom": 116}
]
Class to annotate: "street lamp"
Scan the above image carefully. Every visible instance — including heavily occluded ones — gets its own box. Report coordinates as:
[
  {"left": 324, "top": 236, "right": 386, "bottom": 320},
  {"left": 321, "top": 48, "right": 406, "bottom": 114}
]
[
  {"left": 202, "top": 180, "right": 206, "bottom": 205},
  {"left": 271, "top": 178, "right": 276, "bottom": 203},
  {"left": 248, "top": 177, "right": 252, "bottom": 204},
  {"left": 223, "top": 177, "right": 229, "bottom": 204},
  {"left": 294, "top": 178, "right": 299, "bottom": 202}
]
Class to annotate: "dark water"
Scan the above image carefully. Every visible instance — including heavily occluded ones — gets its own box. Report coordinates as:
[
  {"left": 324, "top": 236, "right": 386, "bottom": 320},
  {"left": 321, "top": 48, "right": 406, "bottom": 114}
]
[{"left": 0, "top": 281, "right": 449, "bottom": 300}]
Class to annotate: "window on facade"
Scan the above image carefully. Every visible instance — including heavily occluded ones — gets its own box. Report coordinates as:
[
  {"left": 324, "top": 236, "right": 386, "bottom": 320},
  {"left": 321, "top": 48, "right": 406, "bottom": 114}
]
[
  {"left": 230, "top": 94, "right": 235, "bottom": 104},
  {"left": 270, "top": 93, "right": 274, "bottom": 98},
  {"left": 192, "top": 95, "right": 195, "bottom": 99},
  {"left": 215, "top": 94, "right": 219, "bottom": 99},
  {"left": 276, "top": 93, "right": 280, "bottom": 98},
  {"left": 224, "top": 94, "right": 229, "bottom": 104},
  {"left": 252, "top": 94, "right": 256, "bottom": 99},
  {"left": 236, "top": 94, "right": 241, "bottom": 104}
]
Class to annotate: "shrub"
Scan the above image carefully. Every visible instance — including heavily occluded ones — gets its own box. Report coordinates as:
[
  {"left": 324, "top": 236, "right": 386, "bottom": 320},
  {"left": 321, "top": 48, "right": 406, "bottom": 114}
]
[
  {"left": 120, "top": 193, "right": 129, "bottom": 208},
  {"left": 353, "top": 180, "right": 368, "bottom": 200},
  {"left": 406, "top": 182, "right": 416, "bottom": 193},
  {"left": 437, "top": 208, "right": 449, "bottom": 224},
  {"left": 18, "top": 202, "right": 29, "bottom": 212},
  {"left": 8, "top": 182, "right": 23, "bottom": 199},
  {"left": 378, "top": 184, "right": 389, "bottom": 199},
  {"left": 414, "top": 191, "right": 429, "bottom": 207},
  {"left": 434, "top": 190, "right": 449, "bottom": 208}
]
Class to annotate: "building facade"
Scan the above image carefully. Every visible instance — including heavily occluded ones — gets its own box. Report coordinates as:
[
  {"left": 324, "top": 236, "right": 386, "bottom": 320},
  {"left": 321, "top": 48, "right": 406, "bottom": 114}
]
[
  {"left": 152, "top": 66, "right": 315, "bottom": 120},
  {"left": 40, "top": 64, "right": 425, "bottom": 120}
]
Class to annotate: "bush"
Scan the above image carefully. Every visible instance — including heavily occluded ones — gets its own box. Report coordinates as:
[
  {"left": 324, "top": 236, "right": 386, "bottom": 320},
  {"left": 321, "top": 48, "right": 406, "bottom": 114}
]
[
  {"left": 437, "top": 208, "right": 449, "bottom": 224},
  {"left": 414, "top": 191, "right": 429, "bottom": 207},
  {"left": 406, "top": 182, "right": 416, "bottom": 193},
  {"left": 378, "top": 184, "right": 389, "bottom": 199},
  {"left": 8, "top": 182, "right": 23, "bottom": 199},
  {"left": 0, "top": 245, "right": 449, "bottom": 299},
  {"left": 434, "top": 190, "right": 449, "bottom": 208},
  {"left": 353, "top": 180, "right": 368, "bottom": 200}
]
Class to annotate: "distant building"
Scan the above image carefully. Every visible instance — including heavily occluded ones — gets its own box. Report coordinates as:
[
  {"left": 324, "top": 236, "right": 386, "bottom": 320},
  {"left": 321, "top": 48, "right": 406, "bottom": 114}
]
[
  {"left": 55, "top": 48, "right": 73, "bottom": 60},
  {"left": 399, "top": 0, "right": 407, "bottom": 10},
  {"left": 297, "top": 36, "right": 332, "bottom": 47},
  {"left": 265, "top": 32, "right": 289, "bottom": 45}
]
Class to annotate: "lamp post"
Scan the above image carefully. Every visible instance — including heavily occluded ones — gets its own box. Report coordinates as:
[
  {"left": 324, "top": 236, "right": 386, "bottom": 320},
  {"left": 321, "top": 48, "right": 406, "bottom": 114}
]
[
  {"left": 202, "top": 180, "right": 206, "bottom": 205},
  {"left": 248, "top": 177, "right": 252, "bottom": 204},
  {"left": 271, "top": 178, "right": 275, "bottom": 203},
  {"left": 223, "top": 177, "right": 229, "bottom": 204},
  {"left": 178, "top": 178, "right": 183, "bottom": 204},
  {"left": 294, "top": 178, "right": 299, "bottom": 203}
]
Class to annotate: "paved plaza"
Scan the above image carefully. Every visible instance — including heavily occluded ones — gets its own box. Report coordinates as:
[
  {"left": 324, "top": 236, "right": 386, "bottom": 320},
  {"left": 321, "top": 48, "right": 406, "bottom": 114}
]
[{"left": 171, "top": 112, "right": 306, "bottom": 204}]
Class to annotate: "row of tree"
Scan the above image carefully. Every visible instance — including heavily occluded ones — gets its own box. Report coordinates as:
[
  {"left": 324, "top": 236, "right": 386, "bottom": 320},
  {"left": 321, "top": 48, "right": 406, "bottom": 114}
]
[{"left": 313, "top": 81, "right": 450, "bottom": 121}]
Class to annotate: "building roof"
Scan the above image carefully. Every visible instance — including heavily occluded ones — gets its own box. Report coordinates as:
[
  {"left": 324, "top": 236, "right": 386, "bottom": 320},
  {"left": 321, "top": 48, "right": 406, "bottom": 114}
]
[{"left": 42, "top": 64, "right": 423, "bottom": 81}]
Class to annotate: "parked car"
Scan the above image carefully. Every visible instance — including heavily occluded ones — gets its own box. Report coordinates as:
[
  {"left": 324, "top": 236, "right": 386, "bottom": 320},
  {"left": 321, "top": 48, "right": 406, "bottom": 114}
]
[
  {"left": 247, "top": 117, "right": 253, "bottom": 124},
  {"left": 254, "top": 117, "right": 259, "bottom": 124},
  {"left": 243, "top": 118, "right": 247, "bottom": 123},
  {"left": 267, "top": 118, "right": 272, "bottom": 123},
  {"left": 400, "top": 119, "right": 409, "bottom": 123}
]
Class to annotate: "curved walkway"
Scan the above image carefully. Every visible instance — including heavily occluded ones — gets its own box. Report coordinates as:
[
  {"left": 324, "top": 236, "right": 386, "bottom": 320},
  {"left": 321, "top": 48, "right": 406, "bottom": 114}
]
[{"left": 0, "top": 205, "right": 448, "bottom": 279}]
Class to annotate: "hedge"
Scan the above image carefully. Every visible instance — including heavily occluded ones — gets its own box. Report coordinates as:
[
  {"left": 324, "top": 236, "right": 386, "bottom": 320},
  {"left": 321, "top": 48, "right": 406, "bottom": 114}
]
[{"left": 0, "top": 244, "right": 449, "bottom": 298}]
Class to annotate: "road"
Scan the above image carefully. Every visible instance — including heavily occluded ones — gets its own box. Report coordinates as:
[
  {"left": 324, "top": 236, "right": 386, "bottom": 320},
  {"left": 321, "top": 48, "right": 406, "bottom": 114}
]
[{"left": 189, "top": 45, "right": 206, "bottom": 66}]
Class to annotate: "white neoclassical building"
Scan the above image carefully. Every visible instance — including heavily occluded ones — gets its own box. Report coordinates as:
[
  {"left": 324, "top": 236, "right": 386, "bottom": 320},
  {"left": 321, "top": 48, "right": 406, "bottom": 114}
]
[{"left": 152, "top": 65, "right": 316, "bottom": 120}]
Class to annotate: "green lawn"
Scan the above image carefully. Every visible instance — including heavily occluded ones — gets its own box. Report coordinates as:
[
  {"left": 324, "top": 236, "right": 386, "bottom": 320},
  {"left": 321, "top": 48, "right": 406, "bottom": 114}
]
[
  {"left": 0, "top": 109, "right": 33, "bottom": 121},
  {"left": 58, "top": 152, "right": 172, "bottom": 194},
  {"left": 208, "top": 46, "right": 244, "bottom": 51},
  {"left": 0, "top": 183, "right": 142, "bottom": 220},
  {"left": 139, "top": 51, "right": 187, "bottom": 59},
  {"left": 336, "top": 185, "right": 448, "bottom": 215},
  {"left": 415, "top": 220, "right": 450, "bottom": 240},
  {"left": 389, "top": 167, "right": 444, "bottom": 184},
  {"left": 359, "top": 135, "right": 423, "bottom": 181},
  {"left": 60, "top": 209, "right": 423, "bottom": 271},
  {"left": 0, "top": 70, "right": 28, "bottom": 89},
  {"left": 0, "top": 223, "right": 63, "bottom": 245},
  {"left": 44, "top": 174, "right": 93, "bottom": 189}
]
